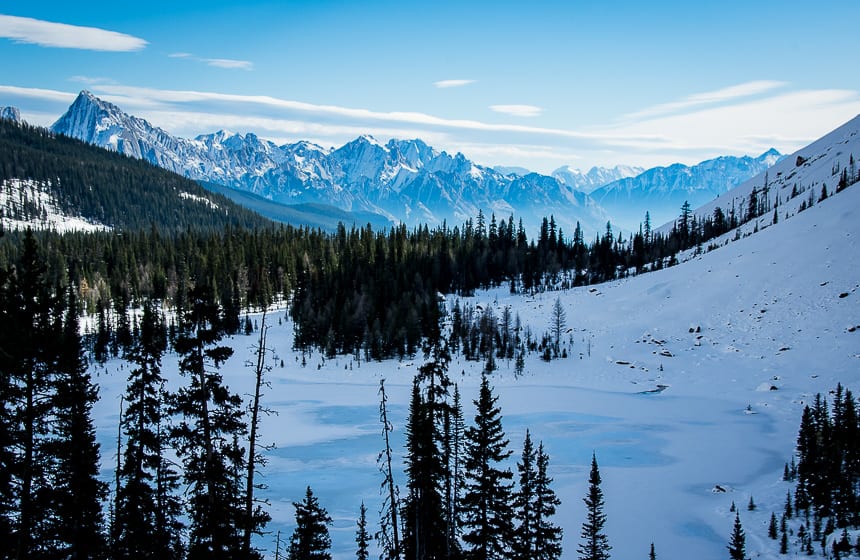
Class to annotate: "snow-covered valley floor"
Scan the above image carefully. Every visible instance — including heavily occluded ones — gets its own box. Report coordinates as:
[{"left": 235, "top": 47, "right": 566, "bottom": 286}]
[{"left": 91, "top": 184, "right": 859, "bottom": 559}]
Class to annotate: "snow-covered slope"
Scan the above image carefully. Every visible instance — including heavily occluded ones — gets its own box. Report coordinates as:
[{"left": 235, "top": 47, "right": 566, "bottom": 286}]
[
  {"left": 1, "top": 178, "right": 108, "bottom": 232},
  {"left": 677, "top": 115, "right": 860, "bottom": 236},
  {"left": 592, "top": 150, "right": 782, "bottom": 230},
  {"left": 88, "top": 164, "right": 859, "bottom": 560},
  {"left": 552, "top": 164, "right": 645, "bottom": 194}
]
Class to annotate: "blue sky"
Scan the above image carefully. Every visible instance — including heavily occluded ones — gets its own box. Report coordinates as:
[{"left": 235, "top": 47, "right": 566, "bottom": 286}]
[{"left": 1, "top": 0, "right": 859, "bottom": 173}]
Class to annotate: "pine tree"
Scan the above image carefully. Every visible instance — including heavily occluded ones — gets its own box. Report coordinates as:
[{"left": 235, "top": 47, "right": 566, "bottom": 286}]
[
  {"left": 513, "top": 430, "right": 537, "bottom": 560},
  {"left": 170, "top": 284, "right": 247, "bottom": 559},
  {"left": 48, "top": 288, "right": 108, "bottom": 559},
  {"left": 116, "top": 301, "right": 183, "bottom": 560},
  {"left": 768, "top": 513, "right": 778, "bottom": 540},
  {"left": 578, "top": 453, "right": 611, "bottom": 560},
  {"left": 356, "top": 502, "right": 370, "bottom": 560},
  {"left": 443, "top": 384, "right": 465, "bottom": 559},
  {"left": 550, "top": 297, "right": 566, "bottom": 355},
  {"left": 288, "top": 487, "right": 333, "bottom": 560},
  {"left": 462, "top": 374, "right": 515, "bottom": 560},
  {"left": 648, "top": 542, "right": 656, "bottom": 560},
  {"left": 402, "top": 377, "right": 447, "bottom": 560},
  {"left": 727, "top": 512, "right": 746, "bottom": 560},
  {"left": 533, "top": 442, "right": 562, "bottom": 560},
  {"left": 4, "top": 230, "right": 62, "bottom": 559}
]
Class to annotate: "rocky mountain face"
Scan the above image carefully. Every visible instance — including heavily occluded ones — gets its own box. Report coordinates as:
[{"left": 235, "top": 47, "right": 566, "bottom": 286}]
[
  {"left": 50, "top": 91, "right": 609, "bottom": 235},
  {"left": 50, "top": 91, "right": 781, "bottom": 236}
]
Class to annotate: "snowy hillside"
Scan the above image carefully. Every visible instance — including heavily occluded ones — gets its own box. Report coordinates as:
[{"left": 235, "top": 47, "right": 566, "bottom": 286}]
[
  {"left": 1, "top": 178, "right": 108, "bottom": 233},
  {"left": 676, "top": 115, "right": 860, "bottom": 236},
  {"left": 88, "top": 162, "right": 860, "bottom": 559}
]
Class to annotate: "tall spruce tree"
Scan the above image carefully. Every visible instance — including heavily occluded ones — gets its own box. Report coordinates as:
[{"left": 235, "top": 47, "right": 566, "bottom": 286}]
[
  {"left": 578, "top": 453, "right": 611, "bottom": 560},
  {"left": 513, "top": 430, "right": 537, "bottom": 560},
  {"left": 5, "top": 230, "right": 61, "bottom": 560},
  {"left": 443, "top": 384, "right": 466, "bottom": 559},
  {"left": 116, "top": 301, "right": 183, "bottom": 560},
  {"left": 288, "top": 486, "right": 333, "bottom": 560},
  {"left": 170, "top": 284, "right": 247, "bottom": 560},
  {"left": 48, "top": 288, "right": 108, "bottom": 559},
  {"left": 532, "top": 442, "right": 562, "bottom": 560},
  {"left": 461, "top": 374, "right": 515, "bottom": 560},
  {"left": 727, "top": 512, "right": 746, "bottom": 560},
  {"left": 356, "top": 502, "right": 371, "bottom": 560},
  {"left": 402, "top": 377, "right": 447, "bottom": 560}
]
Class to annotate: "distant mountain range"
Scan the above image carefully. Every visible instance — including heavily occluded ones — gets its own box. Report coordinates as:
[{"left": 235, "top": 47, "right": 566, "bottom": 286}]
[
  {"left": 45, "top": 91, "right": 781, "bottom": 234},
  {"left": 591, "top": 149, "right": 783, "bottom": 228},
  {"left": 551, "top": 164, "right": 645, "bottom": 194}
]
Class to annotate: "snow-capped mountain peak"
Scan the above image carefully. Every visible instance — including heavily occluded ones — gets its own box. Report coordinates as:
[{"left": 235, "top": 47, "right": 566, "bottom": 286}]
[{"left": 1, "top": 106, "right": 22, "bottom": 123}]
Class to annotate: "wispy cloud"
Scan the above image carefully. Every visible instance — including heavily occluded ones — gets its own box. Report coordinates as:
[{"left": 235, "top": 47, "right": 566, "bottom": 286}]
[
  {"left": 205, "top": 58, "right": 253, "bottom": 70},
  {"left": 0, "top": 14, "right": 147, "bottom": 51},
  {"left": 621, "top": 80, "right": 787, "bottom": 122},
  {"left": 490, "top": 104, "right": 543, "bottom": 118},
  {"left": 2, "top": 82, "right": 858, "bottom": 175},
  {"left": 169, "top": 52, "right": 253, "bottom": 70},
  {"left": 433, "top": 79, "right": 476, "bottom": 89}
]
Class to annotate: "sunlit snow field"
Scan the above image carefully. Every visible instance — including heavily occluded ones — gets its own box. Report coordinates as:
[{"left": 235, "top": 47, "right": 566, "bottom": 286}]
[{"left": 91, "top": 184, "right": 859, "bottom": 559}]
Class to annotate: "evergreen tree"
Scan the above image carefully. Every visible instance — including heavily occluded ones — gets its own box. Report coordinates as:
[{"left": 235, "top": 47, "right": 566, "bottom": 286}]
[
  {"left": 513, "top": 430, "right": 537, "bottom": 560},
  {"left": 461, "top": 374, "right": 515, "bottom": 560},
  {"left": 356, "top": 502, "right": 370, "bottom": 560},
  {"left": 402, "top": 378, "right": 447, "bottom": 560},
  {"left": 288, "top": 487, "right": 333, "bottom": 560},
  {"left": 48, "top": 288, "right": 108, "bottom": 559},
  {"left": 727, "top": 512, "right": 746, "bottom": 560},
  {"left": 578, "top": 453, "right": 611, "bottom": 560},
  {"left": 4, "top": 230, "right": 61, "bottom": 559},
  {"left": 532, "top": 442, "right": 562, "bottom": 560},
  {"left": 170, "top": 284, "right": 247, "bottom": 560},
  {"left": 116, "top": 301, "right": 183, "bottom": 560},
  {"left": 768, "top": 513, "right": 778, "bottom": 540},
  {"left": 648, "top": 542, "right": 656, "bottom": 560}
]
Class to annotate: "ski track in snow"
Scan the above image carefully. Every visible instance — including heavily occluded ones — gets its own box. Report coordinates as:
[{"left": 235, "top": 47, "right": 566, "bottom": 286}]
[{"left": 89, "top": 183, "right": 859, "bottom": 559}]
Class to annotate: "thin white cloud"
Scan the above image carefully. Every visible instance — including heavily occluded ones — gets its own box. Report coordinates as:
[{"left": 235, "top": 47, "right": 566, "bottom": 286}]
[
  {"left": 169, "top": 52, "right": 253, "bottom": 70},
  {"left": 2, "top": 82, "right": 859, "bottom": 175},
  {"left": 0, "top": 14, "right": 147, "bottom": 52},
  {"left": 622, "top": 80, "right": 788, "bottom": 122},
  {"left": 434, "top": 79, "right": 476, "bottom": 89},
  {"left": 490, "top": 104, "right": 543, "bottom": 118},
  {"left": 205, "top": 58, "right": 253, "bottom": 70}
]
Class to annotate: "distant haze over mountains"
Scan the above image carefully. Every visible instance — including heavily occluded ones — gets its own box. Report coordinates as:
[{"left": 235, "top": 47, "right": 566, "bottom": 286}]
[{"left": 47, "top": 91, "right": 781, "bottom": 234}]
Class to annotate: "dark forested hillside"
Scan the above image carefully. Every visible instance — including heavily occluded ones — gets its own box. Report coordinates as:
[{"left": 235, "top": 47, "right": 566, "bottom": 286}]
[{"left": 0, "top": 119, "right": 270, "bottom": 232}]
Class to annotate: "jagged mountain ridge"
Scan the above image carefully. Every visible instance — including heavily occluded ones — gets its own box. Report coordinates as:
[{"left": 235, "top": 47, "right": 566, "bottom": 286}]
[
  {"left": 591, "top": 149, "right": 782, "bottom": 229},
  {"left": 50, "top": 91, "right": 609, "bottom": 235},
  {"left": 50, "top": 91, "right": 782, "bottom": 236},
  {"left": 552, "top": 164, "right": 645, "bottom": 194}
]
